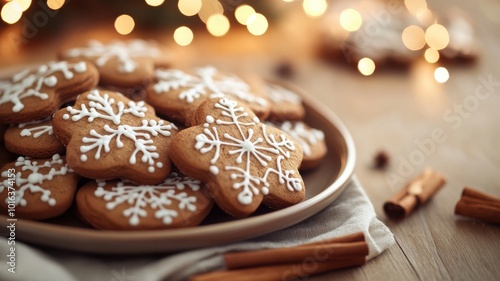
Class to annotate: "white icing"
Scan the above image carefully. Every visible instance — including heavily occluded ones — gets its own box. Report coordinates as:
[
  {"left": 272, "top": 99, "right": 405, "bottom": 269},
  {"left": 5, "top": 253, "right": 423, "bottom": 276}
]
[
  {"left": 63, "top": 90, "right": 177, "bottom": 173},
  {"left": 274, "top": 121, "right": 325, "bottom": 156},
  {"left": 93, "top": 173, "right": 201, "bottom": 226},
  {"left": 152, "top": 66, "right": 268, "bottom": 107},
  {"left": 65, "top": 40, "right": 160, "bottom": 74},
  {"left": 209, "top": 165, "right": 219, "bottom": 175},
  {"left": 18, "top": 117, "right": 53, "bottom": 138},
  {"left": 0, "top": 154, "right": 73, "bottom": 207},
  {"left": 0, "top": 61, "right": 89, "bottom": 113},
  {"left": 266, "top": 83, "right": 302, "bottom": 104},
  {"left": 194, "top": 98, "right": 302, "bottom": 205}
]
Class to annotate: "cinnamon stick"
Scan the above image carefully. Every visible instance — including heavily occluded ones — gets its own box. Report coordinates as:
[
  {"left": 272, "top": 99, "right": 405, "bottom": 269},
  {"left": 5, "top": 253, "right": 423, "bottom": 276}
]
[
  {"left": 455, "top": 187, "right": 500, "bottom": 224},
  {"left": 384, "top": 168, "right": 446, "bottom": 219},
  {"left": 224, "top": 241, "right": 368, "bottom": 269},
  {"left": 190, "top": 256, "right": 366, "bottom": 281}
]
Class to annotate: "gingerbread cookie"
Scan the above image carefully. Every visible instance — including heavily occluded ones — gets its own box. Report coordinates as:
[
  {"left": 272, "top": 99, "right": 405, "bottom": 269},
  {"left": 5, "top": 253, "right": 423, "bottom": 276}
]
[
  {"left": 146, "top": 66, "right": 270, "bottom": 126},
  {"left": 52, "top": 89, "right": 178, "bottom": 184},
  {"left": 60, "top": 39, "right": 168, "bottom": 88},
  {"left": 0, "top": 61, "right": 99, "bottom": 124},
  {"left": 170, "top": 98, "right": 304, "bottom": 218},
  {"left": 4, "top": 118, "right": 65, "bottom": 158},
  {"left": 76, "top": 172, "right": 213, "bottom": 230},
  {"left": 265, "top": 82, "right": 305, "bottom": 121},
  {"left": 0, "top": 154, "right": 79, "bottom": 220},
  {"left": 267, "top": 121, "right": 326, "bottom": 170}
]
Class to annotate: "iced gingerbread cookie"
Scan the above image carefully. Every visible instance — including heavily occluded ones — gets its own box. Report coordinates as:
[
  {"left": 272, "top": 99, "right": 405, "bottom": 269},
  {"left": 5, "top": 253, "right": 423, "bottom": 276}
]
[
  {"left": 76, "top": 172, "right": 213, "bottom": 230},
  {"left": 60, "top": 39, "right": 168, "bottom": 88},
  {"left": 265, "top": 82, "right": 305, "bottom": 121},
  {"left": 4, "top": 118, "right": 65, "bottom": 158},
  {"left": 0, "top": 154, "right": 79, "bottom": 220},
  {"left": 267, "top": 121, "right": 326, "bottom": 170},
  {"left": 146, "top": 66, "right": 270, "bottom": 126},
  {"left": 170, "top": 98, "right": 305, "bottom": 218},
  {"left": 0, "top": 61, "right": 99, "bottom": 124},
  {"left": 52, "top": 89, "right": 178, "bottom": 184}
]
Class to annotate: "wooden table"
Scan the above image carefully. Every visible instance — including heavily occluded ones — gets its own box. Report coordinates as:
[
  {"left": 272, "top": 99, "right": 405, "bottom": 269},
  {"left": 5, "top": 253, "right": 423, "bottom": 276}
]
[{"left": 1, "top": 0, "right": 498, "bottom": 280}]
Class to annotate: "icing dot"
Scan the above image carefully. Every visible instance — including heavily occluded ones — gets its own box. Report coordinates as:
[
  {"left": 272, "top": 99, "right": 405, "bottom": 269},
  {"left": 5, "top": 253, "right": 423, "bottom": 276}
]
[
  {"left": 209, "top": 165, "right": 219, "bottom": 175},
  {"left": 261, "top": 187, "right": 269, "bottom": 195},
  {"left": 130, "top": 216, "right": 140, "bottom": 226},
  {"left": 156, "top": 162, "right": 163, "bottom": 168},
  {"left": 63, "top": 114, "right": 70, "bottom": 120},
  {"left": 44, "top": 76, "right": 57, "bottom": 87},
  {"left": 27, "top": 173, "right": 42, "bottom": 184},
  {"left": 48, "top": 198, "right": 56, "bottom": 206},
  {"left": 80, "top": 155, "right": 88, "bottom": 162},
  {"left": 253, "top": 117, "right": 260, "bottom": 123},
  {"left": 74, "top": 62, "right": 87, "bottom": 73},
  {"left": 148, "top": 166, "right": 155, "bottom": 173},
  {"left": 206, "top": 115, "right": 215, "bottom": 123}
]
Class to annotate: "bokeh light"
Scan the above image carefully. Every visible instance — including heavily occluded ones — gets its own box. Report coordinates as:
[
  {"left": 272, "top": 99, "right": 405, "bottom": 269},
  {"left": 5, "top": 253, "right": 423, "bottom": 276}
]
[
  {"left": 115, "top": 14, "right": 135, "bottom": 35},
  {"left": 434, "top": 67, "right": 449, "bottom": 83},
  {"left": 1, "top": 1, "right": 23, "bottom": 24},
  {"left": 206, "top": 14, "right": 230, "bottom": 37},
  {"left": 402, "top": 25, "right": 426, "bottom": 51},
  {"left": 145, "top": 0, "right": 164, "bottom": 7},
  {"left": 424, "top": 48, "right": 440, "bottom": 63},
  {"left": 174, "top": 26, "right": 194, "bottom": 46},
  {"left": 17, "top": 0, "right": 32, "bottom": 12},
  {"left": 47, "top": 0, "right": 65, "bottom": 10},
  {"left": 303, "top": 0, "right": 328, "bottom": 18},
  {"left": 198, "top": 0, "right": 223, "bottom": 23},
  {"left": 178, "top": 0, "right": 202, "bottom": 17},
  {"left": 405, "top": 0, "right": 427, "bottom": 15},
  {"left": 358, "top": 58, "right": 376, "bottom": 76},
  {"left": 246, "top": 13, "right": 268, "bottom": 36},
  {"left": 339, "top": 9, "right": 363, "bottom": 32},
  {"left": 425, "top": 24, "right": 450, "bottom": 50},
  {"left": 235, "top": 5, "right": 255, "bottom": 25}
]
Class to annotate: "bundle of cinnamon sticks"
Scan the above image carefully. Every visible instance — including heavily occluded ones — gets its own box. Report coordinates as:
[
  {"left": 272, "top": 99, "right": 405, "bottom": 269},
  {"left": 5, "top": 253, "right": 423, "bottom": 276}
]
[
  {"left": 190, "top": 232, "right": 369, "bottom": 281},
  {"left": 455, "top": 187, "right": 500, "bottom": 225}
]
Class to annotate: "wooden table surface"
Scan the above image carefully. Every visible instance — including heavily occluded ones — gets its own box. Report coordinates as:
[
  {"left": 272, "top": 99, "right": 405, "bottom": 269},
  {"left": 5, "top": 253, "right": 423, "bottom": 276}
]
[{"left": 1, "top": 0, "right": 499, "bottom": 280}]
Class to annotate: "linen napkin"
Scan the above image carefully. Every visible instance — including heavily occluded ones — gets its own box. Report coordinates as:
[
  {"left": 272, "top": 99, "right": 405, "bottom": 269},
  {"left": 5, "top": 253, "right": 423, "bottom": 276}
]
[{"left": 0, "top": 176, "right": 394, "bottom": 281}]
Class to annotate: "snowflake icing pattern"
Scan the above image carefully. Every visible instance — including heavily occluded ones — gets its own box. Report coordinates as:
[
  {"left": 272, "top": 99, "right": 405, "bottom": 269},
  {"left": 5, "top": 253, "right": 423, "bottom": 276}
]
[
  {"left": 153, "top": 66, "right": 267, "bottom": 106},
  {"left": 65, "top": 40, "right": 160, "bottom": 74},
  {"left": 0, "top": 154, "right": 72, "bottom": 207},
  {"left": 266, "top": 84, "right": 302, "bottom": 104},
  {"left": 0, "top": 61, "right": 88, "bottom": 112},
  {"left": 18, "top": 117, "right": 54, "bottom": 138},
  {"left": 274, "top": 121, "right": 325, "bottom": 156},
  {"left": 94, "top": 173, "right": 201, "bottom": 226},
  {"left": 194, "top": 98, "right": 303, "bottom": 205},
  {"left": 62, "top": 90, "right": 177, "bottom": 173}
]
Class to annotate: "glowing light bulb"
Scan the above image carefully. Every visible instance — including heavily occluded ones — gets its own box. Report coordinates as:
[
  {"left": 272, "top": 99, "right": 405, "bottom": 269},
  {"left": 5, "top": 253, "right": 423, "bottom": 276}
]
[
  {"left": 303, "top": 0, "right": 328, "bottom": 18},
  {"left": 115, "top": 14, "right": 135, "bottom": 35},
  {"left": 246, "top": 13, "right": 268, "bottom": 36},
  {"left": 339, "top": 9, "right": 363, "bottom": 32},
  {"left": 235, "top": 5, "right": 255, "bottom": 25},
  {"left": 1, "top": 1, "right": 23, "bottom": 24},
  {"left": 178, "top": 0, "right": 202, "bottom": 16},
  {"left": 424, "top": 48, "right": 440, "bottom": 63},
  {"left": 434, "top": 67, "right": 449, "bottom": 83},
  {"left": 402, "top": 25, "right": 426, "bottom": 51},
  {"left": 145, "top": 0, "right": 164, "bottom": 7},
  {"left": 358, "top": 58, "right": 376, "bottom": 76},
  {"left": 47, "top": 0, "right": 65, "bottom": 10},
  {"left": 206, "top": 14, "right": 230, "bottom": 37},
  {"left": 425, "top": 24, "right": 449, "bottom": 50}
]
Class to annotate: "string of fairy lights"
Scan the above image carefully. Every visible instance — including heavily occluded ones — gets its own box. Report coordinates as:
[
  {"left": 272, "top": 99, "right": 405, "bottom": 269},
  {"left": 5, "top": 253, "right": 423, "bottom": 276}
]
[{"left": 1, "top": 0, "right": 457, "bottom": 83}]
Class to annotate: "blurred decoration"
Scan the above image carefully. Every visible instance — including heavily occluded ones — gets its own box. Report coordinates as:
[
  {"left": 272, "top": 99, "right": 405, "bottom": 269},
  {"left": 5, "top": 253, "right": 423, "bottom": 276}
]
[{"left": 319, "top": 0, "right": 479, "bottom": 81}]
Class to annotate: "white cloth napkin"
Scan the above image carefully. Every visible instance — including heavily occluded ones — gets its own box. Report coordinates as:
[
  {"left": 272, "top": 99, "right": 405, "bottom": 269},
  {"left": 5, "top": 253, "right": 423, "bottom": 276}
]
[{"left": 0, "top": 176, "right": 394, "bottom": 281}]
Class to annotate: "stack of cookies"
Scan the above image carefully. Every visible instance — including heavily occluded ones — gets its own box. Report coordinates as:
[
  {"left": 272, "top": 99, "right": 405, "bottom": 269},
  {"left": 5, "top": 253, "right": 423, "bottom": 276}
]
[{"left": 0, "top": 39, "right": 327, "bottom": 230}]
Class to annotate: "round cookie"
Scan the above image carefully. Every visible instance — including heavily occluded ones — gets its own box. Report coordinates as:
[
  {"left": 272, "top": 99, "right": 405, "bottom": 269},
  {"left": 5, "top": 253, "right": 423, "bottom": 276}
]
[
  {"left": 265, "top": 82, "right": 305, "bottom": 121},
  {"left": 0, "top": 154, "right": 79, "bottom": 220},
  {"left": 0, "top": 60, "right": 99, "bottom": 124},
  {"left": 267, "top": 121, "right": 327, "bottom": 170},
  {"left": 60, "top": 39, "right": 169, "bottom": 88},
  {"left": 52, "top": 89, "right": 178, "bottom": 185},
  {"left": 76, "top": 172, "right": 213, "bottom": 230},
  {"left": 145, "top": 66, "right": 270, "bottom": 126},
  {"left": 170, "top": 98, "right": 305, "bottom": 218},
  {"left": 4, "top": 118, "right": 65, "bottom": 158}
]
